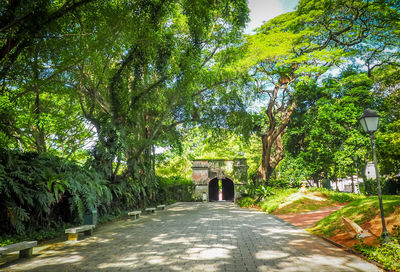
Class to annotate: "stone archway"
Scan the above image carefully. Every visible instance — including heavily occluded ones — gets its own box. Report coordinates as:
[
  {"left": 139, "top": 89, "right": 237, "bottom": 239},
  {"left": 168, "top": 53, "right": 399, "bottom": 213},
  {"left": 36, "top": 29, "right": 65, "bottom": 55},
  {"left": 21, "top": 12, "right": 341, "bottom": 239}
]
[
  {"left": 208, "top": 178, "right": 235, "bottom": 202},
  {"left": 192, "top": 159, "right": 248, "bottom": 201}
]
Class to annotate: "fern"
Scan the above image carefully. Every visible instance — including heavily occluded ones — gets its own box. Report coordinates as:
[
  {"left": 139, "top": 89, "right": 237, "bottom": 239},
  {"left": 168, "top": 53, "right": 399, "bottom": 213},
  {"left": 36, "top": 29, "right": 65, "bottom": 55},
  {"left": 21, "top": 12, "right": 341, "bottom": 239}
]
[
  {"left": 7, "top": 204, "right": 30, "bottom": 234},
  {"left": 70, "top": 195, "right": 84, "bottom": 222}
]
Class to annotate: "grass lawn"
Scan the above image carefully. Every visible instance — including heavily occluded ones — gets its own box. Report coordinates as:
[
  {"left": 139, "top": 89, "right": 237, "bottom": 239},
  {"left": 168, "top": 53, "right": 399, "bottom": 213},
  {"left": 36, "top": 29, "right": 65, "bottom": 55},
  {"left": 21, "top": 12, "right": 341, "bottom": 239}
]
[
  {"left": 308, "top": 195, "right": 400, "bottom": 237},
  {"left": 272, "top": 197, "right": 336, "bottom": 214}
]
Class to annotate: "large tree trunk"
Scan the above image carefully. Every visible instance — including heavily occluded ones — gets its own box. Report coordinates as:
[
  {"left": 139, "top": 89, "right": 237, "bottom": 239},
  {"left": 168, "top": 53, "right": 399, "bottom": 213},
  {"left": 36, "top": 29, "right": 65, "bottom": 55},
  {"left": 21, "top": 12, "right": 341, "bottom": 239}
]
[
  {"left": 32, "top": 87, "right": 46, "bottom": 153},
  {"left": 256, "top": 86, "right": 296, "bottom": 183},
  {"left": 258, "top": 133, "right": 284, "bottom": 183},
  {"left": 32, "top": 54, "right": 46, "bottom": 153}
]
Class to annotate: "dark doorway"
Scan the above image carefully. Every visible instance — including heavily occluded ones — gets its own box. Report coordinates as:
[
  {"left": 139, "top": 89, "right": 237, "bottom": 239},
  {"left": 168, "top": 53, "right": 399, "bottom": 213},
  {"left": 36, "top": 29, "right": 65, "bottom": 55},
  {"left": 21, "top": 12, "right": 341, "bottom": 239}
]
[
  {"left": 222, "top": 178, "right": 234, "bottom": 201},
  {"left": 208, "top": 178, "right": 235, "bottom": 202},
  {"left": 208, "top": 178, "right": 219, "bottom": 201}
]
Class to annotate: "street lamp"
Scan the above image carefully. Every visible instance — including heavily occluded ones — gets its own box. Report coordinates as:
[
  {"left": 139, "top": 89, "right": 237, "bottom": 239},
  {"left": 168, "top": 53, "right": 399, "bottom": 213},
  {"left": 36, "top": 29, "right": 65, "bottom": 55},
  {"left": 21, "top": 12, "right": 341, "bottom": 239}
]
[
  {"left": 359, "top": 109, "right": 390, "bottom": 243},
  {"left": 353, "top": 155, "right": 358, "bottom": 194}
]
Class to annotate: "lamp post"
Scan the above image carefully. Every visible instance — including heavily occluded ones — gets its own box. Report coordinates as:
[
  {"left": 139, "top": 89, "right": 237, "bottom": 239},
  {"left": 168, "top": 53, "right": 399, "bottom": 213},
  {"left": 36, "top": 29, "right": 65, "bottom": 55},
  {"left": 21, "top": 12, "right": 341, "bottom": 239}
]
[
  {"left": 359, "top": 109, "right": 390, "bottom": 243},
  {"left": 353, "top": 155, "right": 358, "bottom": 193}
]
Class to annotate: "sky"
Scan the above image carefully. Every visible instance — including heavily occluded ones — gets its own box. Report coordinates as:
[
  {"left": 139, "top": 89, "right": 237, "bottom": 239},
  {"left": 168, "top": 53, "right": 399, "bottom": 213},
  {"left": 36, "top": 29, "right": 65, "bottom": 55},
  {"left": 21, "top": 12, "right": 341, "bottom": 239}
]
[{"left": 245, "top": 0, "right": 299, "bottom": 33}]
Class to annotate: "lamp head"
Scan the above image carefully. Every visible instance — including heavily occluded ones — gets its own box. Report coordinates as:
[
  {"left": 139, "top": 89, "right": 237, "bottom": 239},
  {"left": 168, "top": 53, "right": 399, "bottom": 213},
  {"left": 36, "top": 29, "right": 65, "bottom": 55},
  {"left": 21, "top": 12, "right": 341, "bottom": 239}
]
[{"left": 359, "top": 108, "right": 380, "bottom": 133}]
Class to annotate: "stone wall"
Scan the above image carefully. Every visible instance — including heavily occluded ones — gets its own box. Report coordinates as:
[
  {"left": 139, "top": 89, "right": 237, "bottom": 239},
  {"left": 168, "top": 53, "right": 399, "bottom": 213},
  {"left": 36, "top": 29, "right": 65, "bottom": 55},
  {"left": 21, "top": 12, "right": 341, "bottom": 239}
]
[{"left": 192, "top": 158, "right": 248, "bottom": 201}]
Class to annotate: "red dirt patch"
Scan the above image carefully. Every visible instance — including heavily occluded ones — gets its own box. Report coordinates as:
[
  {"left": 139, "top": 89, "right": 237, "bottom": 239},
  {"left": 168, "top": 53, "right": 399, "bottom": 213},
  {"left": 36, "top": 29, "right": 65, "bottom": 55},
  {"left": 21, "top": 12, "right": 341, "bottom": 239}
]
[
  {"left": 276, "top": 206, "right": 400, "bottom": 249},
  {"left": 275, "top": 206, "right": 344, "bottom": 229},
  {"left": 330, "top": 212, "right": 400, "bottom": 248}
]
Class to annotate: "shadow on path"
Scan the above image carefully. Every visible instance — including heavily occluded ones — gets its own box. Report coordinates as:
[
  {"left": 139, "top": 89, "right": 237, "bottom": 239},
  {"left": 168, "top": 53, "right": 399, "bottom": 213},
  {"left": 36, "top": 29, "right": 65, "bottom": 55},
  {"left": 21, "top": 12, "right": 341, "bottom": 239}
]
[{"left": 0, "top": 202, "right": 381, "bottom": 272}]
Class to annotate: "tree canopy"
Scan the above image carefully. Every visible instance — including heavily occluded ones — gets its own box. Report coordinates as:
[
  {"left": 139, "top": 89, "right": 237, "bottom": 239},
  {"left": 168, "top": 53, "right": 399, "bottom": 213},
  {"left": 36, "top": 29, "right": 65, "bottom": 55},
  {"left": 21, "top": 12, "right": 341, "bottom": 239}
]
[{"left": 0, "top": 0, "right": 399, "bottom": 235}]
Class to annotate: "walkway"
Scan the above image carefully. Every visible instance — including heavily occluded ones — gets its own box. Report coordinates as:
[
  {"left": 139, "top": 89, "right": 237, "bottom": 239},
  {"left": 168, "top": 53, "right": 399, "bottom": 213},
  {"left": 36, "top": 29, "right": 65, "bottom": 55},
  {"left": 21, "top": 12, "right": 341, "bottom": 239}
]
[{"left": 0, "top": 202, "right": 380, "bottom": 272}]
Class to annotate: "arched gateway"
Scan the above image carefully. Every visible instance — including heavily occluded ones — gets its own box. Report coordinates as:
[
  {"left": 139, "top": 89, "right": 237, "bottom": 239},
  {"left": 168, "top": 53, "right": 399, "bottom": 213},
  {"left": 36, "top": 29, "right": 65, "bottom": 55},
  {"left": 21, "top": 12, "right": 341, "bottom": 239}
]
[{"left": 192, "top": 159, "right": 248, "bottom": 202}]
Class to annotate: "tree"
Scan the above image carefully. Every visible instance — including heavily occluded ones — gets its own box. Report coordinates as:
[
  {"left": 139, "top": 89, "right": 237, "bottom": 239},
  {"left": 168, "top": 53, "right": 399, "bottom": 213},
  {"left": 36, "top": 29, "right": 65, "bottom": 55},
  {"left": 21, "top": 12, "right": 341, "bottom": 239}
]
[
  {"left": 235, "top": 0, "right": 400, "bottom": 183},
  {"left": 0, "top": 0, "right": 251, "bottom": 211},
  {"left": 237, "top": 12, "right": 344, "bottom": 183},
  {"left": 285, "top": 69, "right": 374, "bottom": 186}
]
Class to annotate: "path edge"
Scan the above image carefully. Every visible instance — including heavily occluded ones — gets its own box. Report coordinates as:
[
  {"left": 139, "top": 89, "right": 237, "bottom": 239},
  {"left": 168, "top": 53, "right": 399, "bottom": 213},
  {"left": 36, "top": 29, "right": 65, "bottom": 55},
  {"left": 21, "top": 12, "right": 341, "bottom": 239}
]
[{"left": 271, "top": 214, "right": 385, "bottom": 271}]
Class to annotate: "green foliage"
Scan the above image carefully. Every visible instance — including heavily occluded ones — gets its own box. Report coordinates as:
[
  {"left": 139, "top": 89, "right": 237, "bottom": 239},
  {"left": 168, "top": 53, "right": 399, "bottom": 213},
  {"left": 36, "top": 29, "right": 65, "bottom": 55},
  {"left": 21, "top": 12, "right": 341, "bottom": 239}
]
[
  {"left": 354, "top": 239, "right": 400, "bottom": 271},
  {"left": 255, "top": 185, "right": 276, "bottom": 199},
  {"left": 259, "top": 188, "right": 299, "bottom": 213},
  {"left": 359, "top": 179, "right": 379, "bottom": 196},
  {"left": 0, "top": 149, "right": 111, "bottom": 234},
  {"left": 322, "top": 179, "right": 331, "bottom": 189},
  {"left": 308, "top": 187, "right": 365, "bottom": 203},
  {"left": 0, "top": 221, "right": 71, "bottom": 247},
  {"left": 1, "top": 0, "right": 251, "bottom": 237},
  {"left": 236, "top": 196, "right": 256, "bottom": 208},
  {"left": 156, "top": 128, "right": 259, "bottom": 181},
  {"left": 359, "top": 177, "right": 400, "bottom": 196},
  {"left": 157, "top": 176, "right": 195, "bottom": 203},
  {"left": 239, "top": 184, "right": 275, "bottom": 200}
]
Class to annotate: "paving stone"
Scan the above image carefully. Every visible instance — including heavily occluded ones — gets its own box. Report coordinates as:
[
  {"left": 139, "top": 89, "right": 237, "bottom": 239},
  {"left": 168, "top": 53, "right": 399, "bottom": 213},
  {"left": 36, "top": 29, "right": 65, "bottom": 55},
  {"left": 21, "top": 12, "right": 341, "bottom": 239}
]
[{"left": 0, "top": 202, "right": 382, "bottom": 272}]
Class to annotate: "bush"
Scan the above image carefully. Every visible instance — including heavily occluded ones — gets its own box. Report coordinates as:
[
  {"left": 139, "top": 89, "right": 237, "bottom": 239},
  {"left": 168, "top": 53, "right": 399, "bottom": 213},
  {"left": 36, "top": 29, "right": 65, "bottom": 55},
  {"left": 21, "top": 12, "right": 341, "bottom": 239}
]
[
  {"left": 263, "top": 179, "right": 301, "bottom": 189},
  {"left": 239, "top": 184, "right": 276, "bottom": 200},
  {"left": 0, "top": 223, "right": 70, "bottom": 247},
  {"left": 358, "top": 177, "right": 400, "bottom": 195},
  {"left": 236, "top": 196, "right": 256, "bottom": 207},
  {"left": 157, "top": 176, "right": 194, "bottom": 203},
  {"left": 0, "top": 149, "right": 112, "bottom": 235},
  {"left": 384, "top": 177, "right": 400, "bottom": 195},
  {"left": 354, "top": 240, "right": 400, "bottom": 271},
  {"left": 322, "top": 179, "right": 331, "bottom": 189},
  {"left": 359, "top": 179, "right": 380, "bottom": 195}
]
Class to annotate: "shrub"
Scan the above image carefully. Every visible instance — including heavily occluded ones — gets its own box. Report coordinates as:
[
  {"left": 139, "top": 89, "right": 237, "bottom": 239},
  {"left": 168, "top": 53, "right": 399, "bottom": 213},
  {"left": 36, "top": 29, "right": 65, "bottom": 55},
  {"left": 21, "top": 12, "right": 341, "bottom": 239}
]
[
  {"left": 239, "top": 184, "right": 276, "bottom": 200},
  {"left": 354, "top": 241, "right": 400, "bottom": 271},
  {"left": 236, "top": 196, "right": 256, "bottom": 207},
  {"left": 0, "top": 149, "right": 113, "bottom": 234},
  {"left": 359, "top": 179, "right": 380, "bottom": 195},
  {"left": 322, "top": 179, "right": 331, "bottom": 189},
  {"left": 384, "top": 177, "right": 400, "bottom": 195},
  {"left": 157, "top": 176, "right": 194, "bottom": 203}
]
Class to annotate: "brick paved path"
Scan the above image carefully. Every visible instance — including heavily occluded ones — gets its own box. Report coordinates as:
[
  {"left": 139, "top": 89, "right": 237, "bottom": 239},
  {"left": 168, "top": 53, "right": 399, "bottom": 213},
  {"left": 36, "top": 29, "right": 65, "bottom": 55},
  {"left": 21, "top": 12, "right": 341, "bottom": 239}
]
[{"left": 0, "top": 202, "right": 380, "bottom": 272}]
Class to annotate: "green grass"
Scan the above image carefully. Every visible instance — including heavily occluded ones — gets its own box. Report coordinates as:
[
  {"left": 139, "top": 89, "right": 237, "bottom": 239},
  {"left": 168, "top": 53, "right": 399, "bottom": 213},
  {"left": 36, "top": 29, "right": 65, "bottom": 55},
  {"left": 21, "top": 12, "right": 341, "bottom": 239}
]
[
  {"left": 272, "top": 197, "right": 335, "bottom": 214},
  {"left": 238, "top": 188, "right": 365, "bottom": 214},
  {"left": 308, "top": 195, "right": 400, "bottom": 237},
  {"left": 308, "top": 187, "right": 365, "bottom": 203},
  {"left": 258, "top": 188, "right": 299, "bottom": 213}
]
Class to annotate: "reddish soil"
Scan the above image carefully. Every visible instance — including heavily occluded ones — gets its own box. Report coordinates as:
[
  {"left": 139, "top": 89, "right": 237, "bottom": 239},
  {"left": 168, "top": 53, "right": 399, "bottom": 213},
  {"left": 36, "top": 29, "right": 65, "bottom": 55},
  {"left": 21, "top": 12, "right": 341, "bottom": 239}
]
[
  {"left": 275, "top": 206, "right": 344, "bottom": 229},
  {"left": 330, "top": 212, "right": 400, "bottom": 248},
  {"left": 276, "top": 206, "right": 400, "bottom": 249}
]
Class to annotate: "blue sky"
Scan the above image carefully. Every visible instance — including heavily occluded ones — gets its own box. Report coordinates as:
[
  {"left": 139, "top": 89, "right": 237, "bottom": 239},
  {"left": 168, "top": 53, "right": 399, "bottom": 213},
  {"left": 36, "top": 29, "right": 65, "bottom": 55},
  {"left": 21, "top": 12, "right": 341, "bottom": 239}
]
[{"left": 245, "top": 0, "right": 299, "bottom": 33}]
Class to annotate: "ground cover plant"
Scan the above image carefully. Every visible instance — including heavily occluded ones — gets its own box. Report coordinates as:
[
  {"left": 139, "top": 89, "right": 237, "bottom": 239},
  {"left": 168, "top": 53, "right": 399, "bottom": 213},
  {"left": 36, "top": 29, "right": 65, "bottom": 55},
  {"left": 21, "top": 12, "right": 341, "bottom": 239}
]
[
  {"left": 271, "top": 197, "right": 335, "bottom": 214},
  {"left": 308, "top": 187, "right": 365, "bottom": 203},
  {"left": 237, "top": 187, "right": 298, "bottom": 213},
  {"left": 354, "top": 225, "right": 400, "bottom": 271},
  {"left": 237, "top": 187, "right": 365, "bottom": 214}
]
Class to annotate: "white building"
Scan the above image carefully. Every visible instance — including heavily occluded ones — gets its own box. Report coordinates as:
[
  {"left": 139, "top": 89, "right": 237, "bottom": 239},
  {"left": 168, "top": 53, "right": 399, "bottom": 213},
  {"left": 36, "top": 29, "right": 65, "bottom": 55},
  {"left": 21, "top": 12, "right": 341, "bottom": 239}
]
[{"left": 365, "top": 162, "right": 376, "bottom": 179}]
